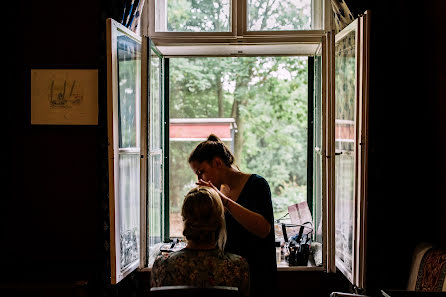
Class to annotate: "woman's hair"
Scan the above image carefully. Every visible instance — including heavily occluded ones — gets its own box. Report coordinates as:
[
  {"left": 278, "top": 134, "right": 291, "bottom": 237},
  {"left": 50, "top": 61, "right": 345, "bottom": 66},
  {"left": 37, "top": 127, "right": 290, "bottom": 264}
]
[
  {"left": 188, "top": 134, "right": 235, "bottom": 167},
  {"left": 182, "top": 186, "right": 227, "bottom": 251}
]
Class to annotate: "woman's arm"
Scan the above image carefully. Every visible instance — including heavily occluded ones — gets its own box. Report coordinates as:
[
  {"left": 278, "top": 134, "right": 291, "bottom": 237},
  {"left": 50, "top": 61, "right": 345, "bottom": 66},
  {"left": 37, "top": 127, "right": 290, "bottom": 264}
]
[
  {"left": 196, "top": 180, "right": 271, "bottom": 238},
  {"left": 226, "top": 198, "right": 271, "bottom": 238}
]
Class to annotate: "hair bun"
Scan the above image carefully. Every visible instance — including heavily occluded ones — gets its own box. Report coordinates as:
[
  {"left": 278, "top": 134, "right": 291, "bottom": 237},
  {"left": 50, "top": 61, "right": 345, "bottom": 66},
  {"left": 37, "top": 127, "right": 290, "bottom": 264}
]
[{"left": 207, "top": 134, "right": 221, "bottom": 142}]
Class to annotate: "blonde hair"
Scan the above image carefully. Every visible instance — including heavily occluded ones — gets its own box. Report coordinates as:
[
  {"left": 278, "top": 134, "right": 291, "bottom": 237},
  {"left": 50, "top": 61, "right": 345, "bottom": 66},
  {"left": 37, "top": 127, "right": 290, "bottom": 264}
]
[{"left": 182, "top": 186, "right": 227, "bottom": 251}]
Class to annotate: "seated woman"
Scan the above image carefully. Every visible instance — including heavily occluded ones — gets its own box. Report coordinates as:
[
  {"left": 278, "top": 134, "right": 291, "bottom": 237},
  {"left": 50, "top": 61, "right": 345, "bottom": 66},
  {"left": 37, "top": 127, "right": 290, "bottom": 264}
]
[{"left": 151, "top": 186, "right": 250, "bottom": 296}]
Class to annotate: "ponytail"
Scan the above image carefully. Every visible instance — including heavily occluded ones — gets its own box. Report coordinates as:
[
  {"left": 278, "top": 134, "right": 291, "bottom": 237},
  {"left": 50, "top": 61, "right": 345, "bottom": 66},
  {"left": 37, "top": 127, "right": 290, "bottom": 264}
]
[
  {"left": 188, "top": 134, "right": 235, "bottom": 167},
  {"left": 207, "top": 134, "right": 220, "bottom": 142}
]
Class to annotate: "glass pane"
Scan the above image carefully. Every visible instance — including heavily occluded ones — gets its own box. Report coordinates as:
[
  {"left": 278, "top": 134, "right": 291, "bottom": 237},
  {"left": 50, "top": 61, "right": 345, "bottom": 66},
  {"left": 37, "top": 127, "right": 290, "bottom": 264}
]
[
  {"left": 155, "top": 0, "right": 231, "bottom": 32},
  {"left": 118, "top": 153, "right": 140, "bottom": 270},
  {"left": 248, "top": 0, "right": 313, "bottom": 31},
  {"left": 334, "top": 30, "right": 356, "bottom": 277},
  {"left": 169, "top": 57, "right": 308, "bottom": 245},
  {"left": 117, "top": 34, "right": 141, "bottom": 148},
  {"left": 148, "top": 153, "right": 163, "bottom": 248},
  {"left": 150, "top": 48, "right": 162, "bottom": 150},
  {"left": 313, "top": 55, "right": 323, "bottom": 245},
  {"left": 147, "top": 43, "right": 165, "bottom": 265}
]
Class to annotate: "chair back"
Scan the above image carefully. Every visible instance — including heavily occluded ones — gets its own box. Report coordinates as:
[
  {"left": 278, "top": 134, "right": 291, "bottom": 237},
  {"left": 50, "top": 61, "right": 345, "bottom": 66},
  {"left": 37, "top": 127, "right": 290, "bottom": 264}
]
[
  {"left": 150, "top": 285, "right": 239, "bottom": 297},
  {"left": 407, "top": 243, "right": 446, "bottom": 292}
]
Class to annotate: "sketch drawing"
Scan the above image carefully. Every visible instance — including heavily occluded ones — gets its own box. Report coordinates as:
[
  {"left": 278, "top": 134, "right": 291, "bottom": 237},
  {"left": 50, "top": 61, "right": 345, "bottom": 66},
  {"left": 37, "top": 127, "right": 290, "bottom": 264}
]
[
  {"left": 31, "top": 69, "right": 98, "bottom": 125},
  {"left": 49, "top": 79, "right": 84, "bottom": 109}
]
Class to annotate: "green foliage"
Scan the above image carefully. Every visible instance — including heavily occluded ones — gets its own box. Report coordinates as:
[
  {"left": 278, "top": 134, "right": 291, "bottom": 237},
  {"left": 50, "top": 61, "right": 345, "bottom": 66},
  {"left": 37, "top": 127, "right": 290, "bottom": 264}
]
[
  {"left": 335, "top": 33, "right": 356, "bottom": 122},
  {"left": 166, "top": 0, "right": 312, "bottom": 221},
  {"left": 167, "top": 0, "right": 230, "bottom": 31},
  {"left": 239, "top": 57, "right": 308, "bottom": 217},
  {"left": 169, "top": 141, "right": 200, "bottom": 211},
  {"left": 170, "top": 56, "right": 308, "bottom": 218},
  {"left": 170, "top": 58, "right": 233, "bottom": 118},
  {"left": 248, "top": 0, "right": 311, "bottom": 31},
  {"left": 117, "top": 43, "right": 141, "bottom": 148}
]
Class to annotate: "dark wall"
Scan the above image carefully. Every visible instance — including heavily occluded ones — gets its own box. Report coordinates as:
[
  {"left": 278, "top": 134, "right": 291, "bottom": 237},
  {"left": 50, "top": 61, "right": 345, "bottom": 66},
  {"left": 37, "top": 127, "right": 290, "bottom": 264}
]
[
  {"left": 3, "top": 0, "right": 445, "bottom": 296},
  {"left": 3, "top": 0, "right": 129, "bottom": 295},
  {"left": 5, "top": 0, "right": 101, "bottom": 283},
  {"left": 348, "top": 0, "right": 446, "bottom": 295}
]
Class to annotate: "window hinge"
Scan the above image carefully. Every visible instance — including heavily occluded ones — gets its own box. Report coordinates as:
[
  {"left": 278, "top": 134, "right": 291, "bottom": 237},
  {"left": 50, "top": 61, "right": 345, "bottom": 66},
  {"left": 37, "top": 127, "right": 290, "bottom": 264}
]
[{"left": 353, "top": 285, "right": 365, "bottom": 295}]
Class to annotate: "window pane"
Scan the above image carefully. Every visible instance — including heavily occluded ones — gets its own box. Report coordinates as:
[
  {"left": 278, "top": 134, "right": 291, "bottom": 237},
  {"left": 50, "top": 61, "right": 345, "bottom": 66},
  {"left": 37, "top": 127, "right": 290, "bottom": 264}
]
[
  {"left": 118, "top": 153, "right": 140, "bottom": 270},
  {"left": 313, "top": 55, "right": 323, "bottom": 244},
  {"left": 150, "top": 49, "right": 162, "bottom": 150},
  {"left": 334, "top": 30, "right": 356, "bottom": 278},
  {"left": 248, "top": 0, "right": 313, "bottom": 31},
  {"left": 117, "top": 34, "right": 141, "bottom": 148},
  {"left": 148, "top": 153, "right": 164, "bottom": 248},
  {"left": 169, "top": 56, "right": 308, "bottom": 239},
  {"left": 148, "top": 44, "right": 164, "bottom": 265},
  {"left": 155, "top": 0, "right": 231, "bottom": 32},
  {"left": 335, "top": 153, "right": 354, "bottom": 271}
]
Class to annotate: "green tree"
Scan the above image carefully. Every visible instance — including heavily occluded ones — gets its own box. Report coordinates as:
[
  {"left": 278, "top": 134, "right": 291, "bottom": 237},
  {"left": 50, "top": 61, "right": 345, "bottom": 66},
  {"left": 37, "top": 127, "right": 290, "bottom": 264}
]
[{"left": 167, "top": 0, "right": 312, "bottom": 225}]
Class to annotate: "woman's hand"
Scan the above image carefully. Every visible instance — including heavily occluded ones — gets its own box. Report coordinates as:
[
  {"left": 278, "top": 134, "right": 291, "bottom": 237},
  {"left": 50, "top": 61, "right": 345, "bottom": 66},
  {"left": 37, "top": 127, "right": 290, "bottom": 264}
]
[
  {"left": 196, "top": 179, "right": 271, "bottom": 238},
  {"left": 196, "top": 179, "right": 231, "bottom": 207},
  {"left": 220, "top": 184, "right": 231, "bottom": 197}
]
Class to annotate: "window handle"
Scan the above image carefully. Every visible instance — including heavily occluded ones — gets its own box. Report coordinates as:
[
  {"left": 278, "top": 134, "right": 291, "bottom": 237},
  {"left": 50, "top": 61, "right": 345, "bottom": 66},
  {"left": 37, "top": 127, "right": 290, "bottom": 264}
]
[{"left": 335, "top": 151, "right": 343, "bottom": 155}]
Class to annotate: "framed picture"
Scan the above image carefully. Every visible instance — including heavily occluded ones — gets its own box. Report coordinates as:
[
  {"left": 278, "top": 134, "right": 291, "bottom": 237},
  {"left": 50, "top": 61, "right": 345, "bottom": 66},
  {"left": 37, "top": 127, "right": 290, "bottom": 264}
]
[{"left": 31, "top": 69, "right": 98, "bottom": 125}]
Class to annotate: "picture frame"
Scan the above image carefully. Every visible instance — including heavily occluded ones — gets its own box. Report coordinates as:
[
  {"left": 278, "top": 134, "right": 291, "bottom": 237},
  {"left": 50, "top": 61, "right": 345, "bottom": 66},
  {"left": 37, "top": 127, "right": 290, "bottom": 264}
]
[{"left": 31, "top": 68, "right": 98, "bottom": 125}]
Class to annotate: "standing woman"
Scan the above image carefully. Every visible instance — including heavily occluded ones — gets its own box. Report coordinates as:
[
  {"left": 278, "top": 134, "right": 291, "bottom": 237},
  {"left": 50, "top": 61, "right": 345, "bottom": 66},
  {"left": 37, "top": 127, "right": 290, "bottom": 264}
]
[{"left": 189, "top": 134, "right": 277, "bottom": 297}]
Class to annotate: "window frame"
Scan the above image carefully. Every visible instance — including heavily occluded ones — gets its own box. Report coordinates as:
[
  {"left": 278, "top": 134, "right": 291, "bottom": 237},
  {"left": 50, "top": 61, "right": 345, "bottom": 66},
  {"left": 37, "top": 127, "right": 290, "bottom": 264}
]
[
  {"left": 142, "top": 36, "right": 168, "bottom": 269},
  {"left": 141, "top": 52, "right": 330, "bottom": 273},
  {"left": 106, "top": 18, "right": 143, "bottom": 284},
  {"left": 160, "top": 55, "right": 324, "bottom": 273},
  {"left": 143, "top": 39, "right": 168, "bottom": 267},
  {"left": 144, "top": 0, "right": 332, "bottom": 45},
  {"left": 355, "top": 12, "right": 370, "bottom": 288},
  {"left": 333, "top": 19, "right": 359, "bottom": 282},
  {"left": 329, "top": 12, "right": 370, "bottom": 287},
  {"left": 107, "top": 5, "right": 370, "bottom": 290},
  {"left": 323, "top": 30, "right": 336, "bottom": 274}
]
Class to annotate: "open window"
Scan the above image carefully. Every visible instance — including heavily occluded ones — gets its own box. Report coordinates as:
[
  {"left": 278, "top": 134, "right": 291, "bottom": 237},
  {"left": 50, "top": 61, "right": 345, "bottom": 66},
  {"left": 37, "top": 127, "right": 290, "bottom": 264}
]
[
  {"left": 106, "top": 19, "right": 142, "bottom": 284},
  {"left": 166, "top": 56, "right": 318, "bottom": 272},
  {"left": 107, "top": 2, "right": 370, "bottom": 290},
  {"left": 107, "top": 18, "right": 168, "bottom": 282},
  {"left": 142, "top": 36, "right": 168, "bottom": 267},
  {"left": 331, "top": 12, "right": 370, "bottom": 287}
]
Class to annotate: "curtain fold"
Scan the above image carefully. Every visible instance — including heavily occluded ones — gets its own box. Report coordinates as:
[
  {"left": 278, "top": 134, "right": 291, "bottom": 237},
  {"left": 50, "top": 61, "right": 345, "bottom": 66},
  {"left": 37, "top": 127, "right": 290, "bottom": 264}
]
[
  {"left": 121, "top": 0, "right": 145, "bottom": 33},
  {"left": 331, "top": 0, "right": 355, "bottom": 33}
]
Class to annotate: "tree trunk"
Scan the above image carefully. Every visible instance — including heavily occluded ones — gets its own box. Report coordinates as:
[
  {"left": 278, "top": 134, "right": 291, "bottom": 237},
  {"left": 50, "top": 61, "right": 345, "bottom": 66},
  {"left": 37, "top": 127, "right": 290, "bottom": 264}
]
[
  {"left": 233, "top": 104, "right": 244, "bottom": 164},
  {"left": 230, "top": 59, "right": 255, "bottom": 165},
  {"left": 231, "top": 97, "right": 242, "bottom": 163},
  {"left": 216, "top": 72, "right": 224, "bottom": 117},
  {"left": 231, "top": 74, "right": 251, "bottom": 163}
]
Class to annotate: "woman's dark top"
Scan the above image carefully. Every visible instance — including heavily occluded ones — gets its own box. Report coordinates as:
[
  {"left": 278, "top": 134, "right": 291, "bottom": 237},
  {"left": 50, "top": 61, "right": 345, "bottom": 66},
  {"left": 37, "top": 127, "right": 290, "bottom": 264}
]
[{"left": 225, "top": 174, "right": 277, "bottom": 297}]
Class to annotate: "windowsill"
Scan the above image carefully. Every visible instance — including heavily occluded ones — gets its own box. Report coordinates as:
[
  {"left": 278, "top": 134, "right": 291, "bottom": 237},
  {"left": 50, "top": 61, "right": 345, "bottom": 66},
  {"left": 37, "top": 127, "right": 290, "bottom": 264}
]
[
  {"left": 139, "top": 262, "right": 324, "bottom": 272},
  {"left": 276, "top": 260, "right": 324, "bottom": 271},
  {"left": 140, "top": 243, "right": 324, "bottom": 273},
  {"left": 276, "top": 255, "right": 324, "bottom": 271}
]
